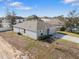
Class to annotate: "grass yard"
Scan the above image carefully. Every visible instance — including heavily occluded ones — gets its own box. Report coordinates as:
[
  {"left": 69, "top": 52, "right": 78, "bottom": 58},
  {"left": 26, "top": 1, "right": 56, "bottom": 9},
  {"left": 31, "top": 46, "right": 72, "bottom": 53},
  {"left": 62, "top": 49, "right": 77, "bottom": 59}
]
[
  {"left": 58, "top": 31, "right": 79, "bottom": 37},
  {"left": 0, "top": 31, "right": 79, "bottom": 59}
]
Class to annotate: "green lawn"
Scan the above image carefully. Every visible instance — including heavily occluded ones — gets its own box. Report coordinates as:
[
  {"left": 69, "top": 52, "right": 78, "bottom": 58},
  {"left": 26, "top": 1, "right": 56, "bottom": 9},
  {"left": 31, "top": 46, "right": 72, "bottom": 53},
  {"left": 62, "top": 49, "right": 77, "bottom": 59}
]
[{"left": 58, "top": 31, "right": 79, "bottom": 37}]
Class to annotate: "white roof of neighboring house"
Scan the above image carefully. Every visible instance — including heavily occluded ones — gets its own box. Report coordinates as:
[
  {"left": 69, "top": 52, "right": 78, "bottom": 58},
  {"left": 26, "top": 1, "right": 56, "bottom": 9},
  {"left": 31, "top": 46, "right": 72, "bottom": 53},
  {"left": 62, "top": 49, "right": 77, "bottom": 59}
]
[
  {"left": 13, "top": 20, "right": 48, "bottom": 32},
  {"left": 41, "top": 18, "right": 51, "bottom": 22},
  {"left": 46, "top": 18, "right": 65, "bottom": 26}
]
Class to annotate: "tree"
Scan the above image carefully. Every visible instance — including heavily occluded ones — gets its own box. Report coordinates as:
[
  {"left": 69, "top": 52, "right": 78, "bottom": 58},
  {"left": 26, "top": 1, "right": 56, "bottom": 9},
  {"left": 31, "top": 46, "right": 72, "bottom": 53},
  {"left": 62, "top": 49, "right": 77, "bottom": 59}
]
[
  {"left": 58, "top": 10, "right": 79, "bottom": 32},
  {"left": 6, "top": 11, "right": 16, "bottom": 25},
  {"left": 67, "top": 10, "right": 79, "bottom": 28},
  {"left": 57, "top": 15, "right": 65, "bottom": 22},
  {"left": 11, "top": 11, "right": 16, "bottom": 25}
]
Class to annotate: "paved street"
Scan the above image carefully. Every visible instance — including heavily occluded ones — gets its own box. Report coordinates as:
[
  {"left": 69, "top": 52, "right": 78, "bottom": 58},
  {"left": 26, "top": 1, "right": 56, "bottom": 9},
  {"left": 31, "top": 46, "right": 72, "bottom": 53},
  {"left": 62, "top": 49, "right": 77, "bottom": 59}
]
[{"left": 54, "top": 34, "right": 79, "bottom": 43}]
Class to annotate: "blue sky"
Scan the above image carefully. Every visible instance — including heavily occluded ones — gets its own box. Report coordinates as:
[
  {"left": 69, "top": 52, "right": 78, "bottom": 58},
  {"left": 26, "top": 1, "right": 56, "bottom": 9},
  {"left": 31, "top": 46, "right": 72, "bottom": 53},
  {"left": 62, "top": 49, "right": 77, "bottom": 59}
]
[{"left": 0, "top": 0, "right": 79, "bottom": 17}]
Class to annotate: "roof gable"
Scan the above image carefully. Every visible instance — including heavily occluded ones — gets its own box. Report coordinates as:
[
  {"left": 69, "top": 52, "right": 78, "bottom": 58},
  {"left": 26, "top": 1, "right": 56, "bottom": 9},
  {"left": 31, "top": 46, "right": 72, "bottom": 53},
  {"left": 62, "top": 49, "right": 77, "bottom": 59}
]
[{"left": 13, "top": 20, "right": 48, "bottom": 32}]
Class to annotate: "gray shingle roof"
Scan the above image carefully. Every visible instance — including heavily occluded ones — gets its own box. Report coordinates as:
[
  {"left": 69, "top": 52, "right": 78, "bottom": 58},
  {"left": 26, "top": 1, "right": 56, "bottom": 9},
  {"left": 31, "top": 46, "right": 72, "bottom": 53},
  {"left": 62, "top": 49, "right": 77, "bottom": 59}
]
[
  {"left": 46, "top": 18, "right": 64, "bottom": 26},
  {"left": 13, "top": 20, "right": 48, "bottom": 32}
]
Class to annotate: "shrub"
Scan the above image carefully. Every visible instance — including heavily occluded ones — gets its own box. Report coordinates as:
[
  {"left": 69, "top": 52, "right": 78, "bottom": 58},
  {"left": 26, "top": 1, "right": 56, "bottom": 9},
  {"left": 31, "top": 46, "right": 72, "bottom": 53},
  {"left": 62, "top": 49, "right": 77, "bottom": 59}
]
[
  {"left": 39, "top": 35, "right": 52, "bottom": 40},
  {"left": 17, "top": 32, "right": 22, "bottom": 35},
  {"left": 60, "top": 27, "right": 66, "bottom": 31}
]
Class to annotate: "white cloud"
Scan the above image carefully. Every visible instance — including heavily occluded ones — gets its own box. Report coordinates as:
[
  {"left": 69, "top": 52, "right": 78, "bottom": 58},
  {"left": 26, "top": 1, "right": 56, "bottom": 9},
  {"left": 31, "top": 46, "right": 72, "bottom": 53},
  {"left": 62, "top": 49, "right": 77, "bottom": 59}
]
[
  {"left": 64, "top": 0, "right": 76, "bottom": 3},
  {"left": 10, "top": 2, "right": 23, "bottom": 7},
  {"left": 15, "top": 6, "right": 32, "bottom": 10},
  {"left": 63, "top": 0, "right": 79, "bottom": 6},
  {"left": 10, "top": 1, "right": 32, "bottom": 10},
  {"left": 0, "top": 0, "right": 32, "bottom": 10}
]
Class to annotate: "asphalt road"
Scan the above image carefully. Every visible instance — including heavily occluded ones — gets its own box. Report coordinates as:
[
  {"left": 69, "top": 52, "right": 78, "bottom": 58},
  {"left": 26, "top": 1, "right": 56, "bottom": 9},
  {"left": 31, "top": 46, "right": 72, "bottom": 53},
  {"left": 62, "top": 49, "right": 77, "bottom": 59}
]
[{"left": 54, "top": 34, "right": 79, "bottom": 43}]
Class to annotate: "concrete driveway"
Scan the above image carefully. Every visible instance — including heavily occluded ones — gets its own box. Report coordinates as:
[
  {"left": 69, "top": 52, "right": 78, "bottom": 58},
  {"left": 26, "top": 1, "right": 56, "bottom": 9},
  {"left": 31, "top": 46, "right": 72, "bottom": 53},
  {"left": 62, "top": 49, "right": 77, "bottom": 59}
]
[{"left": 54, "top": 34, "right": 79, "bottom": 43}]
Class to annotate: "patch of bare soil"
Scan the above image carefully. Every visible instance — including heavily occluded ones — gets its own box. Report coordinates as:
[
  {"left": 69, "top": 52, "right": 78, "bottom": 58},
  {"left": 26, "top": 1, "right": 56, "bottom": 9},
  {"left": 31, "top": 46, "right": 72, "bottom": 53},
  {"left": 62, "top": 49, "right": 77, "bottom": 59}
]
[
  {"left": 53, "top": 41, "right": 79, "bottom": 59},
  {"left": 0, "top": 31, "right": 79, "bottom": 59},
  {"left": 0, "top": 36, "right": 29, "bottom": 59},
  {"left": 0, "top": 31, "right": 28, "bottom": 51}
]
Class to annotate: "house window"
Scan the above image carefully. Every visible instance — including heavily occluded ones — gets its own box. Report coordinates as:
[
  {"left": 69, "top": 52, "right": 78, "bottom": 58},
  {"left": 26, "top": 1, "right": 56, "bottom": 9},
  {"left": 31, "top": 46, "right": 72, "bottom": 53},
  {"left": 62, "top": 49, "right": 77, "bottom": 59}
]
[{"left": 24, "top": 29, "right": 26, "bottom": 33}]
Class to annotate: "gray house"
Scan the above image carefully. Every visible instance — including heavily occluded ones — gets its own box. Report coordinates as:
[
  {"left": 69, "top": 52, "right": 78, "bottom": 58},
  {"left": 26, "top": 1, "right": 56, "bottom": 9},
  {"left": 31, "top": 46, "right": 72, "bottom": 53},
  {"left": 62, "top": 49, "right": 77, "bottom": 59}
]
[
  {"left": 13, "top": 18, "right": 57, "bottom": 39},
  {"left": 46, "top": 18, "right": 65, "bottom": 31}
]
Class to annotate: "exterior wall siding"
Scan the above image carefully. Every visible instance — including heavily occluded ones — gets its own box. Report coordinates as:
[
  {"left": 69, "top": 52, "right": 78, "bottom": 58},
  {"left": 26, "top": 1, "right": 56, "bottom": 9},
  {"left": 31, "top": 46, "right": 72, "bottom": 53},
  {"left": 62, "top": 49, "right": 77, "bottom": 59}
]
[
  {"left": 13, "top": 27, "right": 20, "bottom": 33},
  {"left": 13, "top": 25, "right": 58, "bottom": 39},
  {"left": 49, "top": 27, "right": 57, "bottom": 35},
  {"left": 24, "top": 30, "right": 37, "bottom": 39},
  {"left": 37, "top": 30, "right": 47, "bottom": 37},
  {"left": 13, "top": 27, "right": 38, "bottom": 39}
]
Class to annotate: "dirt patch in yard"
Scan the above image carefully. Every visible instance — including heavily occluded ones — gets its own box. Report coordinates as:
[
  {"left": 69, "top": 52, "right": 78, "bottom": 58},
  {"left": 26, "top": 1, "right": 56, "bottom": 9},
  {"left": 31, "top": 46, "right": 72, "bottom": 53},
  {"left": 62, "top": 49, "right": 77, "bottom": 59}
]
[
  {"left": 0, "top": 31, "right": 28, "bottom": 51},
  {"left": 0, "top": 31, "right": 79, "bottom": 59}
]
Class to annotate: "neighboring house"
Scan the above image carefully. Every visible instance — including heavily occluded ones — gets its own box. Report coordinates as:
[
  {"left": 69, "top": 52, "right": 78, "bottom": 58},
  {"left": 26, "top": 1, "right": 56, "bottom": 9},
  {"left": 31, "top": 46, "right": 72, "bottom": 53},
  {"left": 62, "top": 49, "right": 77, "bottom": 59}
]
[
  {"left": 46, "top": 18, "right": 64, "bottom": 31},
  {"left": 0, "top": 18, "right": 12, "bottom": 32},
  {"left": 13, "top": 19, "right": 57, "bottom": 39},
  {"left": 1, "top": 16, "right": 26, "bottom": 27},
  {"left": 2, "top": 19, "right": 11, "bottom": 28},
  {"left": 0, "top": 17, "right": 6, "bottom": 28},
  {"left": 0, "top": 16, "right": 26, "bottom": 31},
  {"left": 41, "top": 17, "right": 52, "bottom": 22},
  {"left": 15, "top": 16, "right": 26, "bottom": 24}
]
